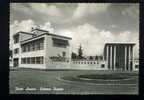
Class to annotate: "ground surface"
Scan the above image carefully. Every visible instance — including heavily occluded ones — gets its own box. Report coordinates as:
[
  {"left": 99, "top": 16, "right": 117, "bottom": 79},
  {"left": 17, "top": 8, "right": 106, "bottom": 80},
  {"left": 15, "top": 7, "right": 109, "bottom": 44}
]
[{"left": 9, "top": 69, "right": 138, "bottom": 94}]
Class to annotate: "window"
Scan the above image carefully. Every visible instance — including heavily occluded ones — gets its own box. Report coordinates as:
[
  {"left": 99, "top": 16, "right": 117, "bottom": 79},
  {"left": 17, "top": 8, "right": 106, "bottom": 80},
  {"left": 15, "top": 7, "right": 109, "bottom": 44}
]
[
  {"left": 52, "top": 38, "right": 69, "bottom": 48},
  {"left": 36, "top": 57, "right": 40, "bottom": 64},
  {"left": 40, "top": 39, "right": 44, "bottom": 50},
  {"left": 21, "top": 38, "right": 44, "bottom": 53},
  {"left": 31, "top": 57, "right": 35, "bottom": 64},
  {"left": 40, "top": 57, "right": 44, "bottom": 64},
  {"left": 14, "top": 48, "right": 19, "bottom": 54},
  {"left": 21, "top": 57, "right": 44, "bottom": 64},
  {"left": 14, "top": 35, "right": 19, "bottom": 44},
  {"left": 27, "top": 44, "right": 30, "bottom": 52},
  {"left": 27, "top": 58, "right": 30, "bottom": 64}
]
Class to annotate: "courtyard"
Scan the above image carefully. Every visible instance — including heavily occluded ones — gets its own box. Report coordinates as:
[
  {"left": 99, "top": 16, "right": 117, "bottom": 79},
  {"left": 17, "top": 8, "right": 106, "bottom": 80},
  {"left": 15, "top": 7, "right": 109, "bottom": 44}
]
[{"left": 9, "top": 69, "right": 138, "bottom": 94}]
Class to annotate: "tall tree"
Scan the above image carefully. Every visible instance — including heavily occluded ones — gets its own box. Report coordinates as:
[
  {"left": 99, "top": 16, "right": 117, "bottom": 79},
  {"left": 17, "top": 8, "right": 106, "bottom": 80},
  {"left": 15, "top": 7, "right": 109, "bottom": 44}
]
[{"left": 78, "top": 44, "right": 83, "bottom": 59}]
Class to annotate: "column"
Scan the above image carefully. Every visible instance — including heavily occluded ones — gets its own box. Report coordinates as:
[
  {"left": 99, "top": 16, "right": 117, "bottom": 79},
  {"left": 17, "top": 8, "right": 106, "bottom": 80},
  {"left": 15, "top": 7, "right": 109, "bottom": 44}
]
[
  {"left": 128, "top": 46, "right": 131, "bottom": 71},
  {"left": 106, "top": 45, "right": 109, "bottom": 69},
  {"left": 110, "top": 46, "right": 112, "bottom": 70},
  {"left": 132, "top": 46, "right": 134, "bottom": 70},
  {"left": 125, "top": 46, "right": 127, "bottom": 71},
  {"left": 114, "top": 46, "right": 116, "bottom": 70}
]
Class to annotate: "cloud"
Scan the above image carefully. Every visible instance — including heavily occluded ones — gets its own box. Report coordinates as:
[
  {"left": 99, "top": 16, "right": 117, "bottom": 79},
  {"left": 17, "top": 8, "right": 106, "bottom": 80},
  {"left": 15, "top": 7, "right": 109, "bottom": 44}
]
[
  {"left": 9, "top": 19, "right": 35, "bottom": 49},
  {"left": 73, "top": 3, "right": 110, "bottom": 18},
  {"left": 9, "top": 19, "right": 54, "bottom": 49},
  {"left": 29, "top": 3, "right": 62, "bottom": 17},
  {"left": 39, "top": 22, "right": 54, "bottom": 33},
  {"left": 10, "top": 20, "right": 139, "bottom": 58},
  {"left": 57, "top": 23, "right": 139, "bottom": 58}
]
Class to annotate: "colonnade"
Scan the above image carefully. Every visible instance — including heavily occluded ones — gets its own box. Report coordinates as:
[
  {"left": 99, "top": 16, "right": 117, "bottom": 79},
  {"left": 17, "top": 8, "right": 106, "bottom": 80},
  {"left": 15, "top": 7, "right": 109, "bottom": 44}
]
[{"left": 106, "top": 45, "right": 134, "bottom": 71}]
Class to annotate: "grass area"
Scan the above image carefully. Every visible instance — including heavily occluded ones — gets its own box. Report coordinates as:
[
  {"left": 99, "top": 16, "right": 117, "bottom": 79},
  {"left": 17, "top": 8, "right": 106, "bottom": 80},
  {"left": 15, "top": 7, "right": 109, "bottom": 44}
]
[
  {"left": 77, "top": 73, "right": 138, "bottom": 80},
  {"left": 9, "top": 69, "right": 138, "bottom": 94}
]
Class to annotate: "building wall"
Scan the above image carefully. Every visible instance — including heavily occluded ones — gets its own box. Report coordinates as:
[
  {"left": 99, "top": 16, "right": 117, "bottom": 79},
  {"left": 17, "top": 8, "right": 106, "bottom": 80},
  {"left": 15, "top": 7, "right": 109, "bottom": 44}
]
[
  {"left": 45, "top": 35, "right": 71, "bottom": 69},
  {"left": 19, "top": 50, "right": 46, "bottom": 69},
  {"left": 19, "top": 35, "right": 47, "bottom": 69}
]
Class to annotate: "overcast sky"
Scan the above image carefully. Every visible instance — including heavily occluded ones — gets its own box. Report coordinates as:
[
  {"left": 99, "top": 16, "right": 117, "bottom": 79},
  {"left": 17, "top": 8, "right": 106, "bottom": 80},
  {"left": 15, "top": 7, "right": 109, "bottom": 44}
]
[{"left": 10, "top": 3, "right": 139, "bottom": 58}]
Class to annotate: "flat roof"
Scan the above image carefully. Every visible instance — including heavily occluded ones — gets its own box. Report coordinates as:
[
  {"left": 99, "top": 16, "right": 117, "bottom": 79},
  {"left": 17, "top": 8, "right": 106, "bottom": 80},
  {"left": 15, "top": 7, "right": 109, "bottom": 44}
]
[
  {"left": 105, "top": 43, "right": 135, "bottom": 47},
  {"left": 13, "top": 31, "right": 35, "bottom": 37},
  {"left": 20, "top": 32, "right": 72, "bottom": 44}
]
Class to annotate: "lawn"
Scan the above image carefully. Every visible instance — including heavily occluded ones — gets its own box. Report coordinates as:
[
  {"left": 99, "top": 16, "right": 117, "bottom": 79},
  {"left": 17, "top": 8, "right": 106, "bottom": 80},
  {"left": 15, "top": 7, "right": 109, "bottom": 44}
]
[{"left": 9, "top": 69, "right": 138, "bottom": 94}]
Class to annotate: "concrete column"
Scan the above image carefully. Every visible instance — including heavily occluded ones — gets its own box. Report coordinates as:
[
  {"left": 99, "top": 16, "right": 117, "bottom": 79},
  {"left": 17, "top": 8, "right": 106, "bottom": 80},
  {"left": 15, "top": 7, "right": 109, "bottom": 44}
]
[
  {"left": 114, "top": 45, "right": 116, "bottom": 70},
  {"left": 130, "top": 46, "right": 134, "bottom": 71},
  {"left": 106, "top": 45, "right": 109, "bottom": 69},
  {"left": 128, "top": 46, "right": 131, "bottom": 71},
  {"left": 125, "top": 46, "right": 127, "bottom": 71},
  {"left": 110, "top": 46, "right": 112, "bottom": 70}
]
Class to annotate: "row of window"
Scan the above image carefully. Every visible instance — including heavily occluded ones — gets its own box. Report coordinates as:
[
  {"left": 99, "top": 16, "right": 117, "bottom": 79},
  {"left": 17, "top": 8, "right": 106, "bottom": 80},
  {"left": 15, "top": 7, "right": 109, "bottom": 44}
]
[
  {"left": 52, "top": 38, "right": 69, "bottom": 48},
  {"left": 21, "top": 38, "right": 44, "bottom": 52},
  {"left": 21, "top": 56, "right": 44, "bottom": 64}
]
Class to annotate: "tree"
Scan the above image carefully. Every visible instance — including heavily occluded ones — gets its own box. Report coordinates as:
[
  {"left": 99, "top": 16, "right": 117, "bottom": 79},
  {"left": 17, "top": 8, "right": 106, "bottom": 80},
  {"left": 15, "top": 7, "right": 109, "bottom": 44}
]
[
  {"left": 78, "top": 44, "right": 83, "bottom": 59},
  {"left": 95, "top": 55, "right": 98, "bottom": 60}
]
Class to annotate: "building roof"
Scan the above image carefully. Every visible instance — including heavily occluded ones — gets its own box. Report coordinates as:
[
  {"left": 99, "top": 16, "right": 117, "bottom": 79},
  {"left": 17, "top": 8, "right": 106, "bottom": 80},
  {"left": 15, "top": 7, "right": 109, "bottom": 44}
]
[
  {"left": 20, "top": 31, "right": 72, "bottom": 44},
  {"left": 32, "top": 28, "right": 72, "bottom": 39},
  {"left": 31, "top": 28, "right": 49, "bottom": 33},
  {"left": 13, "top": 31, "right": 35, "bottom": 37},
  {"left": 14, "top": 28, "right": 72, "bottom": 43},
  {"left": 105, "top": 43, "right": 135, "bottom": 46}
]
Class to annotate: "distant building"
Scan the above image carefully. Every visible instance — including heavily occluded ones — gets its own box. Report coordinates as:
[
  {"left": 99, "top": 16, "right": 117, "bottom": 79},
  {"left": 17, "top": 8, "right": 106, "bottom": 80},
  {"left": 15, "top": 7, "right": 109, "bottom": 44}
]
[
  {"left": 12, "top": 28, "right": 72, "bottom": 69},
  {"left": 103, "top": 43, "right": 136, "bottom": 71}
]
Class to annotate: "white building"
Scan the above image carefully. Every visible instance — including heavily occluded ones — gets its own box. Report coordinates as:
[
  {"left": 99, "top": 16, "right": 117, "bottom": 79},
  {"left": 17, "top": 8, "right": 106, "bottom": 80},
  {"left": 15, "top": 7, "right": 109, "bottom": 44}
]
[{"left": 12, "top": 28, "right": 72, "bottom": 69}]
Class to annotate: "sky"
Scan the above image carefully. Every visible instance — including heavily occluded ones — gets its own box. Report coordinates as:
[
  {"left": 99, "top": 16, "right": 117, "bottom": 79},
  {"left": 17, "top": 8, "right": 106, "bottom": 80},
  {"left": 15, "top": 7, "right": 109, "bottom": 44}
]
[{"left": 10, "top": 3, "right": 139, "bottom": 58}]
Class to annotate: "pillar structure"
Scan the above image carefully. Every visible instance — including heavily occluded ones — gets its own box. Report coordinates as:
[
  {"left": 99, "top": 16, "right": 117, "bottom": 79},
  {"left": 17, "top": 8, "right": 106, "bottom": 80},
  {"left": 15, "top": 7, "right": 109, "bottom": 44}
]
[
  {"left": 106, "top": 45, "right": 109, "bottom": 69},
  {"left": 125, "top": 46, "right": 127, "bottom": 71},
  {"left": 110, "top": 46, "right": 112, "bottom": 70},
  {"left": 128, "top": 46, "right": 131, "bottom": 71},
  {"left": 114, "top": 45, "right": 116, "bottom": 70},
  {"left": 132, "top": 46, "right": 134, "bottom": 70}
]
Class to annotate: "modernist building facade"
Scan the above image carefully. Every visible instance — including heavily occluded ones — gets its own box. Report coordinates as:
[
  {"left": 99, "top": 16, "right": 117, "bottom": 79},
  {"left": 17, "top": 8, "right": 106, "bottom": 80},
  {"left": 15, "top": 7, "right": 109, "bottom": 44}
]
[
  {"left": 103, "top": 43, "right": 138, "bottom": 71},
  {"left": 12, "top": 28, "right": 72, "bottom": 69},
  {"left": 12, "top": 28, "right": 138, "bottom": 71}
]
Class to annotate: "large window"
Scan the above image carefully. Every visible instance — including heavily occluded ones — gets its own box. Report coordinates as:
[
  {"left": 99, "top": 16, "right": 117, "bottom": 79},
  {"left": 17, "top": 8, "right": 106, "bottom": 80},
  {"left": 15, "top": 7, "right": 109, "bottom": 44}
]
[
  {"left": 52, "top": 38, "right": 69, "bottom": 48},
  {"left": 21, "top": 38, "right": 44, "bottom": 53},
  {"left": 21, "top": 56, "right": 44, "bottom": 64}
]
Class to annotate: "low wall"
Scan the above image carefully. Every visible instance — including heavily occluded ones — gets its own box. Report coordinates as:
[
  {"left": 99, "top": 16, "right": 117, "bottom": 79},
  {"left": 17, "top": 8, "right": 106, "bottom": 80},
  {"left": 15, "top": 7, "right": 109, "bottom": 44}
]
[
  {"left": 46, "top": 60, "right": 108, "bottom": 70},
  {"left": 19, "top": 64, "right": 46, "bottom": 69}
]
